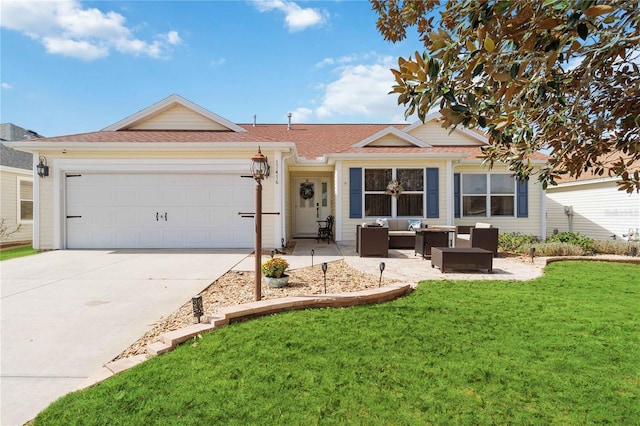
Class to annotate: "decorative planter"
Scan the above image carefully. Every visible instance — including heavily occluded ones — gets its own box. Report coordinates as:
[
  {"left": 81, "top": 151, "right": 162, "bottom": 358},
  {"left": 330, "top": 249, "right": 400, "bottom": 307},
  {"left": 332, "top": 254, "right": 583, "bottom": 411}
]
[{"left": 264, "top": 275, "right": 290, "bottom": 288}]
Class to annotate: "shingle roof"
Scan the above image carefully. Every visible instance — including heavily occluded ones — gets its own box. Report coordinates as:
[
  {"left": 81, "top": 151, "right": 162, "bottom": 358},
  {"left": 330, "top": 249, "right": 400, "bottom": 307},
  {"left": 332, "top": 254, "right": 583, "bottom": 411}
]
[
  {"left": 10, "top": 124, "right": 549, "bottom": 162},
  {"left": 0, "top": 142, "right": 32, "bottom": 169}
]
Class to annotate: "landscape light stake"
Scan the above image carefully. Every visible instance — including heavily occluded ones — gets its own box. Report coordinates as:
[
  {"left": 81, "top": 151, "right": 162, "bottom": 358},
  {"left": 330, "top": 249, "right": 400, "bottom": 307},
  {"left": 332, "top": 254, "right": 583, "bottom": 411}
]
[
  {"left": 311, "top": 249, "right": 315, "bottom": 267},
  {"left": 270, "top": 250, "right": 275, "bottom": 259},
  {"left": 379, "top": 262, "right": 386, "bottom": 287},
  {"left": 529, "top": 247, "right": 536, "bottom": 263},
  {"left": 321, "top": 262, "right": 328, "bottom": 294},
  {"left": 192, "top": 295, "right": 204, "bottom": 323}
]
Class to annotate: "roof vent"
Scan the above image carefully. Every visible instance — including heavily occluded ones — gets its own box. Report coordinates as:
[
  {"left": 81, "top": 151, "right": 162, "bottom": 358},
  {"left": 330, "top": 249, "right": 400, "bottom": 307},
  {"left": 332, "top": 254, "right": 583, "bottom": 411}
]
[
  {"left": 287, "top": 112, "right": 292, "bottom": 130},
  {"left": 253, "top": 114, "right": 257, "bottom": 127}
]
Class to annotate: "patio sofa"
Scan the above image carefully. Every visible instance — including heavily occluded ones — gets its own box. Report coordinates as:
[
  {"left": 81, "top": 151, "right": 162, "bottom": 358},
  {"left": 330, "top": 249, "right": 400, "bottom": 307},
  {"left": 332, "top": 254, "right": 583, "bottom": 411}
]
[
  {"left": 455, "top": 223, "right": 499, "bottom": 256},
  {"left": 360, "top": 218, "right": 428, "bottom": 249}
]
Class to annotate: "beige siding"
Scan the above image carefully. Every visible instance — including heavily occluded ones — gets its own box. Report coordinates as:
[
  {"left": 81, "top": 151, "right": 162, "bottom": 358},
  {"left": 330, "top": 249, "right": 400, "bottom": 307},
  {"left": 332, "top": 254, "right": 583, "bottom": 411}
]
[
  {"left": 454, "top": 164, "right": 543, "bottom": 237},
  {"left": 407, "top": 121, "right": 484, "bottom": 146},
  {"left": 546, "top": 180, "right": 640, "bottom": 240},
  {"left": 367, "top": 134, "right": 414, "bottom": 146},
  {"left": 338, "top": 161, "right": 544, "bottom": 242},
  {"left": 0, "top": 168, "right": 33, "bottom": 243},
  {"left": 338, "top": 160, "right": 450, "bottom": 242},
  {"left": 130, "top": 104, "right": 230, "bottom": 131}
]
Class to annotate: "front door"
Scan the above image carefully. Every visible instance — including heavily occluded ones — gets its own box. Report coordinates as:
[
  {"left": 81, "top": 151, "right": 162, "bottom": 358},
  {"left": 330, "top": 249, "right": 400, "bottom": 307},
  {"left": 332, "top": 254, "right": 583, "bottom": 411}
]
[{"left": 294, "top": 178, "right": 330, "bottom": 235}]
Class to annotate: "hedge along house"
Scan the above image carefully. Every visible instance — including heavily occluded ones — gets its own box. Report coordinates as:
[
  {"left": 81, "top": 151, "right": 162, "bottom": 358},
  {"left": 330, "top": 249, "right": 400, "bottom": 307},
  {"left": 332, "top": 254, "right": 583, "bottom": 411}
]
[{"left": 9, "top": 95, "right": 549, "bottom": 250}]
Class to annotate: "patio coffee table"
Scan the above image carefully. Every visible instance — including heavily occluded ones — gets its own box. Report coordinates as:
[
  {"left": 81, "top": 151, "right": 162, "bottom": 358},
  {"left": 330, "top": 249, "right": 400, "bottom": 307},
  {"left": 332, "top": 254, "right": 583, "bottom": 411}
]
[{"left": 431, "top": 247, "right": 493, "bottom": 273}]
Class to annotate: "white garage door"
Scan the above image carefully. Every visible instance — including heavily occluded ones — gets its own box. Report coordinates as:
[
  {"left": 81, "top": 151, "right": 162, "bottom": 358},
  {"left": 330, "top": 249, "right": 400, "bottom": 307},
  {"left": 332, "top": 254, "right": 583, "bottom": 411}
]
[{"left": 66, "top": 173, "right": 255, "bottom": 249}]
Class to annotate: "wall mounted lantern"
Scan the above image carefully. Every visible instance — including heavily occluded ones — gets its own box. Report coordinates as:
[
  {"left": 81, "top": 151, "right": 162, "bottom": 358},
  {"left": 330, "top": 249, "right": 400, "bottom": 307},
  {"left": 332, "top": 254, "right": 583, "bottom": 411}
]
[{"left": 37, "top": 156, "right": 49, "bottom": 178}]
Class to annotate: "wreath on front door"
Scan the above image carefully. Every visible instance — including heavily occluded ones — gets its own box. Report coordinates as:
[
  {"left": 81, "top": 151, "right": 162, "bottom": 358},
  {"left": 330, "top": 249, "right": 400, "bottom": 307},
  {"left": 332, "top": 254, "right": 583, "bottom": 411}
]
[{"left": 300, "top": 182, "right": 315, "bottom": 200}]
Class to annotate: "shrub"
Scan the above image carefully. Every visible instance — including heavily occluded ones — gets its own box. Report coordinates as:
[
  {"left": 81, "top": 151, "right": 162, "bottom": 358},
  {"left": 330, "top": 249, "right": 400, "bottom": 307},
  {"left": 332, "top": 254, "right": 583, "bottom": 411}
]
[
  {"left": 499, "top": 233, "right": 541, "bottom": 254},
  {"left": 593, "top": 240, "right": 640, "bottom": 256},
  {"left": 531, "top": 242, "right": 585, "bottom": 256},
  {"left": 546, "top": 232, "right": 594, "bottom": 252},
  {"left": 261, "top": 257, "right": 289, "bottom": 278}
]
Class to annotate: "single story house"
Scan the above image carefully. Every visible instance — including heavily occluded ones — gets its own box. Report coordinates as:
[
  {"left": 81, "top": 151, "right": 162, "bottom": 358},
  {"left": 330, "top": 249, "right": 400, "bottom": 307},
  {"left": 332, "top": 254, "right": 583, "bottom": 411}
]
[
  {"left": 0, "top": 123, "right": 43, "bottom": 245},
  {"left": 9, "top": 95, "right": 549, "bottom": 250},
  {"left": 546, "top": 164, "right": 640, "bottom": 241}
]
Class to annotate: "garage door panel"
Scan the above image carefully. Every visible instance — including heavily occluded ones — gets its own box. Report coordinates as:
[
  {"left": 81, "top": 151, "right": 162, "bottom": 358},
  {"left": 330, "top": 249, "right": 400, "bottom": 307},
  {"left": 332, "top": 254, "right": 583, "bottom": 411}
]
[{"left": 66, "top": 173, "right": 254, "bottom": 249}]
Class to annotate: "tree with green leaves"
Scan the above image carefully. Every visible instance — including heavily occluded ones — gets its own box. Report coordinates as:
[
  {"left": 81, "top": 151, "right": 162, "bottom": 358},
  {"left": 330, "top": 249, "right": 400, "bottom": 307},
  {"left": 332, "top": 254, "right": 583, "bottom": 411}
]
[{"left": 372, "top": 0, "right": 640, "bottom": 193}]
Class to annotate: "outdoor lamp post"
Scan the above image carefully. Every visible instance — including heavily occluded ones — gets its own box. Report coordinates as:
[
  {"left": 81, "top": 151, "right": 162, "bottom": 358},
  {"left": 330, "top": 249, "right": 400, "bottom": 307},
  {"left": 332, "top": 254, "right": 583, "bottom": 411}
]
[{"left": 251, "top": 147, "right": 269, "bottom": 301}]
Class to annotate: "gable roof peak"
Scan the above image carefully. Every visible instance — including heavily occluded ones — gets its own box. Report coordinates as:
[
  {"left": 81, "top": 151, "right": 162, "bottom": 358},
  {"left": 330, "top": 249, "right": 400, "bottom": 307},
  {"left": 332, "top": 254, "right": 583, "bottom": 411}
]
[
  {"left": 102, "top": 94, "right": 247, "bottom": 133},
  {"left": 352, "top": 126, "right": 432, "bottom": 148}
]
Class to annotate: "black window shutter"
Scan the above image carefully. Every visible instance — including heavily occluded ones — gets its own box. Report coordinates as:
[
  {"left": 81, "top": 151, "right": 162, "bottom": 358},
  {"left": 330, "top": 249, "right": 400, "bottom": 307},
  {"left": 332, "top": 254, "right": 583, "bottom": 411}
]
[
  {"left": 517, "top": 178, "right": 529, "bottom": 217},
  {"left": 426, "top": 168, "right": 439, "bottom": 218},
  {"left": 454, "top": 173, "right": 461, "bottom": 218},
  {"left": 349, "top": 168, "right": 363, "bottom": 218}
]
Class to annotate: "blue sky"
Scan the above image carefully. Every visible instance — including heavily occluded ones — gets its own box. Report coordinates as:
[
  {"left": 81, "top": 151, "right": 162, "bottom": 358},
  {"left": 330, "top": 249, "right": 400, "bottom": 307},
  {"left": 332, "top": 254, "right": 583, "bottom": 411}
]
[{"left": 1, "top": 0, "right": 423, "bottom": 137}]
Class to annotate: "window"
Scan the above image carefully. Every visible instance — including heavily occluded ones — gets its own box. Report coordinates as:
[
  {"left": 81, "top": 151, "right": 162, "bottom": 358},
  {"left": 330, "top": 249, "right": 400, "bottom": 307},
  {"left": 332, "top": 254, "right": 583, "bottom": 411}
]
[
  {"left": 17, "top": 178, "right": 33, "bottom": 222},
  {"left": 364, "top": 169, "right": 391, "bottom": 216},
  {"left": 364, "top": 168, "right": 424, "bottom": 217},
  {"left": 461, "top": 174, "right": 515, "bottom": 217}
]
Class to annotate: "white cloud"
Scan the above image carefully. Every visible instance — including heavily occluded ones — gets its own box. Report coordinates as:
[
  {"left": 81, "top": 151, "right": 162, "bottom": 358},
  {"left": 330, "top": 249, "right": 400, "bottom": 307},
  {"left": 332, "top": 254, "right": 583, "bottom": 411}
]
[
  {"left": 2, "top": 83, "right": 14, "bottom": 90},
  {"left": 210, "top": 57, "right": 226, "bottom": 67},
  {"left": 251, "top": 0, "right": 327, "bottom": 32},
  {"left": 290, "top": 107, "right": 313, "bottom": 122},
  {"left": 0, "top": 0, "right": 182, "bottom": 60},
  {"left": 315, "top": 52, "right": 375, "bottom": 68},
  {"left": 313, "top": 56, "right": 409, "bottom": 123}
]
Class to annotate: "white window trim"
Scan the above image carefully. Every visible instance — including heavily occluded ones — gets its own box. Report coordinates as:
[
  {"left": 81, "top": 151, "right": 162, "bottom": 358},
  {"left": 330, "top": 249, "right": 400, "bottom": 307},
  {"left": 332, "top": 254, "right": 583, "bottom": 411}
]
[
  {"left": 461, "top": 173, "right": 516, "bottom": 218},
  {"left": 17, "top": 176, "right": 34, "bottom": 224},
  {"left": 363, "top": 167, "right": 425, "bottom": 218}
]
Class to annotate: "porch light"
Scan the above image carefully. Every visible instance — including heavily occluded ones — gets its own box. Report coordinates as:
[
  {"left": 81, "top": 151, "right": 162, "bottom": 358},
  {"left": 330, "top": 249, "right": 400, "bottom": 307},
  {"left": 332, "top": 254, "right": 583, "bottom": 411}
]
[
  {"left": 192, "top": 295, "right": 204, "bottom": 323},
  {"left": 36, "top": 156, "right": 49, "bottom": 178}
]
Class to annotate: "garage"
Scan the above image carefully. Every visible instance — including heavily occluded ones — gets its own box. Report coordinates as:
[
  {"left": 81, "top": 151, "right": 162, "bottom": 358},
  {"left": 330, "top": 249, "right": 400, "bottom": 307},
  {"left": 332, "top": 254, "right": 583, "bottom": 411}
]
[{"left": 65, "top": 173, "right": 255, "bottom": 248}]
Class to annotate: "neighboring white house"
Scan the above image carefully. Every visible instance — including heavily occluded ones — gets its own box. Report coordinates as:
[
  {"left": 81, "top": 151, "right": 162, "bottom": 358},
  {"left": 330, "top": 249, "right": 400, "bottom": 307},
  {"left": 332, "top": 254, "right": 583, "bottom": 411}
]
[
  {"left": 8, "top": 95, "right": 550, "bottom": 250},
  {"left": 546, "top": 171, "right": 640, "bottom": 241},
  {"left": 0, "top": 124, "right": 44, "bottom": 245}
]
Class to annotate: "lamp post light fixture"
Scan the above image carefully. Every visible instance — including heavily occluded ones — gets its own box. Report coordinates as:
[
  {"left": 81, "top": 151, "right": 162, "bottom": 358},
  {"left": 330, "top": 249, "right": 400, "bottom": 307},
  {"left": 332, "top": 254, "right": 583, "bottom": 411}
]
[
  {"left": 192, "top": 295, "right": 204, "bottom": 323},
  {"left": 379, "top": 262, "right": 386, "bottom": 287},
  {"left": 36, "top": 156, "right": 49, "bottom": 178},
  {"left": 251, "top": 147, "right": 269, "bottom": 301},
  {"left": 321, "top": 262, "right": 328, "bottom": 294}
]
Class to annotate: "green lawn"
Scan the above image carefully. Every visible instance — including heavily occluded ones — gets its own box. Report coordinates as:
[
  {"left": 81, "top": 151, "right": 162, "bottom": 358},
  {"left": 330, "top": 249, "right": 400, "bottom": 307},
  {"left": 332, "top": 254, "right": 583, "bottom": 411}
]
[
  {"left": 0, "top": 245, "right": 38, "bottom": 261},
  {"left": 35, "top": 261, "right": 640, "bottom": 425}
]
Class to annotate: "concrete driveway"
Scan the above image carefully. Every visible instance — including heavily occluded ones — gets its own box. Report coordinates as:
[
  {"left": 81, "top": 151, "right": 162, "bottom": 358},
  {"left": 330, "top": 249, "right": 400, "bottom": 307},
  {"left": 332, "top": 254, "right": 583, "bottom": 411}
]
[{"left": 0, "top": 249, "right": 250, "bottom": 426}]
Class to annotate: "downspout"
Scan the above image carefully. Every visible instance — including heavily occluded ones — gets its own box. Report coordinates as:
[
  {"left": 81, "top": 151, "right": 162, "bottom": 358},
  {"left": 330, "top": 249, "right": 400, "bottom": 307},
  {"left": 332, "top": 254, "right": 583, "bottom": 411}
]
[
  {"left": 446, "top": 160, "right": 455, "bottom": 226},
  {"left": 540, "top": 185, "right": 547, "bottom": 240},
  {"left": 334, "top": 161, "right": 343, "bottom": 241},
  {"left": 32, "top": 152, "right": 41, "bottom": 249},
  {"left": 280, "top": 150, "right": 295, "bottom": 247}
]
